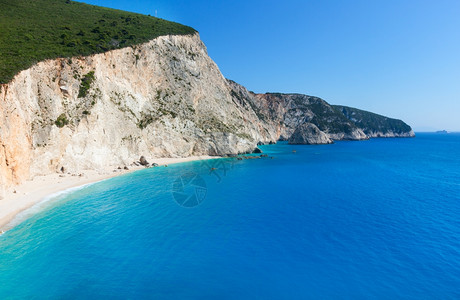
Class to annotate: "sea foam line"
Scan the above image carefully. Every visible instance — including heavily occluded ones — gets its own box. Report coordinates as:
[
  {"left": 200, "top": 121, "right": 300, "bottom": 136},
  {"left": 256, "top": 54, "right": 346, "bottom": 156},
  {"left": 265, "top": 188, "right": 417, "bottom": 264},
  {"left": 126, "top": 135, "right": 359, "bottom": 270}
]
[{"left": 2, "top": 181, "right": 100, "bottom": 233}]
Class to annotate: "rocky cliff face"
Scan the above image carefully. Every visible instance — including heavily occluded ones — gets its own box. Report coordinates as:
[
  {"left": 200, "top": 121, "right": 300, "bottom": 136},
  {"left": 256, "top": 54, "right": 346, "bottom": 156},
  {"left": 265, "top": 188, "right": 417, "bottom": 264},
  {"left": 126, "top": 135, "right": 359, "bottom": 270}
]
[
  {"left": 248, "top": 92, "right": 369, "bottom": 141},
  {"left": 226, "top": 83, "right": 370, "bottom": 144},
  {"left": 0, "top": 33, "right": 414, "bottom": 188},
  {"left": 334, "top": 105, "right": 415, "bottom": 138},
  {"left": 0, "top": 33, "right": 272, "bottom": 187},
  {"left": 288, "top": 123, "right": 333, "bottom": 145},
  {"left": 227, "top": 85, "right": 413, "bottom": 143}
]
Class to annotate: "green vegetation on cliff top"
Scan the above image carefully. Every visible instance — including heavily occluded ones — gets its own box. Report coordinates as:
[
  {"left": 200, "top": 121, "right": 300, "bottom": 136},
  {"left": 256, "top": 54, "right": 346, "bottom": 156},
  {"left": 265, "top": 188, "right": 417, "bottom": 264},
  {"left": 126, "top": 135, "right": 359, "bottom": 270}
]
[
  {"left": 0, "top": 0, "right": 196, "bottom": 83},
  {"left": 334, "top": 105, "right": 412, "bottom": 134}
]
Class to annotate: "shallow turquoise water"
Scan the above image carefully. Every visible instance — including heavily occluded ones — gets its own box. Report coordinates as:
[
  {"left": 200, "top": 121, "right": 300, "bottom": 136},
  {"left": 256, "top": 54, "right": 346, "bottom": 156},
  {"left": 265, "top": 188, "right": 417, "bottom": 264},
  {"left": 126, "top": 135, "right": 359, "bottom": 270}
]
[{"left": 0, "top": 133, "right": 459, "bottom": 299}]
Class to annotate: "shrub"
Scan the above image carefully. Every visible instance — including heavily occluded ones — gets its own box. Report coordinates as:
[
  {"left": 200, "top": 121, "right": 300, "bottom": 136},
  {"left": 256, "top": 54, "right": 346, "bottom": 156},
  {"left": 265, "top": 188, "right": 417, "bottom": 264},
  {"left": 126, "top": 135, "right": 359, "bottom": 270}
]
[
  {"left": 78, "top": 71, "right": 95, "bottom": 98},
  {"left": 55, "top": 113, "right": 69, "bottom": 128}
]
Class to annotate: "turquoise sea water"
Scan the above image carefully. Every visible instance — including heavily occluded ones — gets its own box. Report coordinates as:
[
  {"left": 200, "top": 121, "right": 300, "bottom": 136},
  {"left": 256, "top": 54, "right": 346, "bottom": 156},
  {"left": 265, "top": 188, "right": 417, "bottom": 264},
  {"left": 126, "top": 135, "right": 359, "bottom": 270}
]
[{"left": 0, "top": 133, "right": 459, "bottom": 299}]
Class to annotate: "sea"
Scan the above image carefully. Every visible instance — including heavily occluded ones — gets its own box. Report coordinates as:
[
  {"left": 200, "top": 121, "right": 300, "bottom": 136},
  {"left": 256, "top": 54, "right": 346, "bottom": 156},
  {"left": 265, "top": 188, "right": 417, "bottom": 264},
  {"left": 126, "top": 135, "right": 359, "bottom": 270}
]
[{"left": 0, "top": 133, "right": 459, "bottom": 299}]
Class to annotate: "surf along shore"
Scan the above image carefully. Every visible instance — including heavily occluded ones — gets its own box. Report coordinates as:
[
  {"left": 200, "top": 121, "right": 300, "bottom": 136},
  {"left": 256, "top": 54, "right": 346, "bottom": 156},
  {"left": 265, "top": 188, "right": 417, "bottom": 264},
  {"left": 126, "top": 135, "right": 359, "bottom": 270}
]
[{"left": 0, "top": 156, "right": 220, "bottom": 232}]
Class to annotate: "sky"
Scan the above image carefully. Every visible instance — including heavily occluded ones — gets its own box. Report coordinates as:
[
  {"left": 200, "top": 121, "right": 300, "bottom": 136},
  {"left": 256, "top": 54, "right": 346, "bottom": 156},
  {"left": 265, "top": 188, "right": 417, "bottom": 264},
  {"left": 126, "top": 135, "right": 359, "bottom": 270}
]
[{"left": 80, "top": 0, "right": 460, "bottom": 131}]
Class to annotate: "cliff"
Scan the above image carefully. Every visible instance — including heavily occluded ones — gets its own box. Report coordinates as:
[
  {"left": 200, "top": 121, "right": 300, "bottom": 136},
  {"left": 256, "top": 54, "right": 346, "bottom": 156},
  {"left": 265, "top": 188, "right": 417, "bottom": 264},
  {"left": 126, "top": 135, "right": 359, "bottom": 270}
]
[
  {"left": 334, "top": 105, "right": 415, "bottom": 138},
  {"left": 227, "top": 85, "right": 413, "bottom": 143},
  {"left": 0, "top": 33, "right": 269, "bottom": 188},
  {"left": 288, "top": 123, "right": 333, "bottom": 145},
  {"left": 0, "top": 0, "right": 196, "bottom": 84},
  {"left": 249, "top": 92, "right": 369, "bottom": 141},
  {"left": 0, "top": 33, "right": 414, "bottom": 189}
]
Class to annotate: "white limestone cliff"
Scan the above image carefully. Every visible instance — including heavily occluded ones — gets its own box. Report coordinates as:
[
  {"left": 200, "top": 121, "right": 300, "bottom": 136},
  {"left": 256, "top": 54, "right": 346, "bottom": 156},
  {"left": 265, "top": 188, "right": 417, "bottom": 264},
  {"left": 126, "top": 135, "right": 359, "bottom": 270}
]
[
  {"left": 0, "top": 33, "right": 415, "bottom": 189},
  {"left": 0, "top": 33, "right": 273, "bottom": 187}
]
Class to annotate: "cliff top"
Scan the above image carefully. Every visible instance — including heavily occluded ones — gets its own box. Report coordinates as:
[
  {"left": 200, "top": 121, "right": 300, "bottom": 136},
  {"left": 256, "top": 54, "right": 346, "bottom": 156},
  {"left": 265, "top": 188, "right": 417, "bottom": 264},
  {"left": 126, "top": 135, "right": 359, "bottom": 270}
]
[{"left": 0, "top": 0, "right": 196, "bottom": 84}]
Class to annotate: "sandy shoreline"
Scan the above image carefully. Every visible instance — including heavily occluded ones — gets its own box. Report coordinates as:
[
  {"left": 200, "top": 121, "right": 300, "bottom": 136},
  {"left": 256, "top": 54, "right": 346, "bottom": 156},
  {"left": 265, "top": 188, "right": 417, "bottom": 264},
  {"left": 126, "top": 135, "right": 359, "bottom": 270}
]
[{"left": 0, "top": 155, "right": 220, "bottom": 231}]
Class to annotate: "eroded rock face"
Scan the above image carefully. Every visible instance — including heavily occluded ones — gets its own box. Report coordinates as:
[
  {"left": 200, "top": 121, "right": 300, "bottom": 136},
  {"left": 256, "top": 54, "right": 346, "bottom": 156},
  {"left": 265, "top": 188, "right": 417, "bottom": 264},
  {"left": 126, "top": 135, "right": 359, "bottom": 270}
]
[
  {"left": 229, "top": 88, "right": 369, "bottom": 142},
  {"left": 0, "top": 33, "right": 274, "bottom": 187},
  {"left": 0, "top": 33, "right": 414, "bottom": 188},
  {"left": 334, "top": 105, "right": 415, "bottom": 138},
  {"left": 288, "top": 123, "right": 333, "bottom": 145}
]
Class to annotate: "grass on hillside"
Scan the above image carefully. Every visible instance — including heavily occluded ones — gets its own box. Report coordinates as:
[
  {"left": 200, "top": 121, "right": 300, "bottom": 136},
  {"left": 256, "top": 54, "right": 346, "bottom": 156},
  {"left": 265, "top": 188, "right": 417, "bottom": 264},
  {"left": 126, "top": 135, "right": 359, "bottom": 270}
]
[{"left": 0, "top": 0, "right": 196, "bottom": 84}]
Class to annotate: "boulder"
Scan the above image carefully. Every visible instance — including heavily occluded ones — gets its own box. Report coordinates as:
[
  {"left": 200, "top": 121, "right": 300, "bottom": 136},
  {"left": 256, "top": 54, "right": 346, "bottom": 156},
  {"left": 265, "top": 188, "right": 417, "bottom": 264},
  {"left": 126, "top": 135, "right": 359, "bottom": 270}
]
[
  {"left": 288, "top": 123, "right": 334, "bottom": 145},
  {"left": 139, "top": 156, "right": 149, "bottom": 166},
  {"left": 253, "top": 147, "right": 263, "bottom": 154}
]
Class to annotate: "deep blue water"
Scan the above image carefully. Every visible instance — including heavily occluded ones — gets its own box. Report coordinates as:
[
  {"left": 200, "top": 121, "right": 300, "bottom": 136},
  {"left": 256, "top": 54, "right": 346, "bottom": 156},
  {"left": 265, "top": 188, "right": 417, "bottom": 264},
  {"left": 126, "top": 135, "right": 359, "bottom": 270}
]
[{"left": 1, "top": 133, "right": 460, "bottom": 299}]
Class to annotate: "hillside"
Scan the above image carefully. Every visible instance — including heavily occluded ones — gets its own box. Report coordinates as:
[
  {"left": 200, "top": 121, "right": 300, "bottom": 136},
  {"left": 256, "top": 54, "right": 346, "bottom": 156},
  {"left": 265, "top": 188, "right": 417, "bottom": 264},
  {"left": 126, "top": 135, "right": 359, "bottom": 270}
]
[
  {"left": 228, "top": 86, "right": 368, "bottom": 141},
  {"left": 0, "top": 0, "right": 196, "bottom": 84},
  {"left": 334, "top": 105, "right": 414, "bottom": 137},
  {"left": 0, "top": 1, "right": 414, "bottom": 189},
  {"left": 227, "top": 81, "right": 413, "bottom": 142}
]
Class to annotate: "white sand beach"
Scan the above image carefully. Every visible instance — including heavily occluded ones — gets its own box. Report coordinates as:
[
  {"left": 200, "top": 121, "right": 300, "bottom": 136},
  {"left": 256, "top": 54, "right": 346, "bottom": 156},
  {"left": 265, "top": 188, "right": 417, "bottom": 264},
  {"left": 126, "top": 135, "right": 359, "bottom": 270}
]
[{"left": 0, "top": 156, "right": 220, "bottom": 231}]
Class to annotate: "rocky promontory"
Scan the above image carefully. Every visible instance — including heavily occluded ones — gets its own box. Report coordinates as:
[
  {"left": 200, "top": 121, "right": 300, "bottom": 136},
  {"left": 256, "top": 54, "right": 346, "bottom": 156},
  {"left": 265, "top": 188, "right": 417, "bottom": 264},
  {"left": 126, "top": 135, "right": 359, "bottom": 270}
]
[
  {"left": 334, "top": 105, "right": 415, "bottom": 138},
  {"left": 288, "top": 123, "right": 333, "bottom": 145}
]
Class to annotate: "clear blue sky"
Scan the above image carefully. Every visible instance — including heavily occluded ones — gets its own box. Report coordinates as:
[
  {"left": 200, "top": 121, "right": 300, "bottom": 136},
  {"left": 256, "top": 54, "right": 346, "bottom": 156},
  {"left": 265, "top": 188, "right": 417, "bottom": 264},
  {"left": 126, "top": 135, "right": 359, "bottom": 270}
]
[{"left": 80, "top": 0, "right": 460, "bottom": 131}]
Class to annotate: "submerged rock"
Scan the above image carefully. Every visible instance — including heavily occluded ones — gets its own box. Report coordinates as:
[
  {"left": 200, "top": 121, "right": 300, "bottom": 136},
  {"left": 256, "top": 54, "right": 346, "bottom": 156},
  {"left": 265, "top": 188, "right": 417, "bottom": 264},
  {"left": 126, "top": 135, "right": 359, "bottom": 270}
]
[{"left": 288, "top": 123, "right": 334, "bottom": 145}]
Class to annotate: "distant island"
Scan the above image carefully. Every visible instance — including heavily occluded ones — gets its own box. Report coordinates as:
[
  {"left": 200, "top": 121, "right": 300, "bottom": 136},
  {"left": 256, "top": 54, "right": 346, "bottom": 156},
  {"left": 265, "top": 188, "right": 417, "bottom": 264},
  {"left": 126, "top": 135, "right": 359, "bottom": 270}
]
[{"left": 0, "top": 0, "right": 414, "bottom": 190}]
